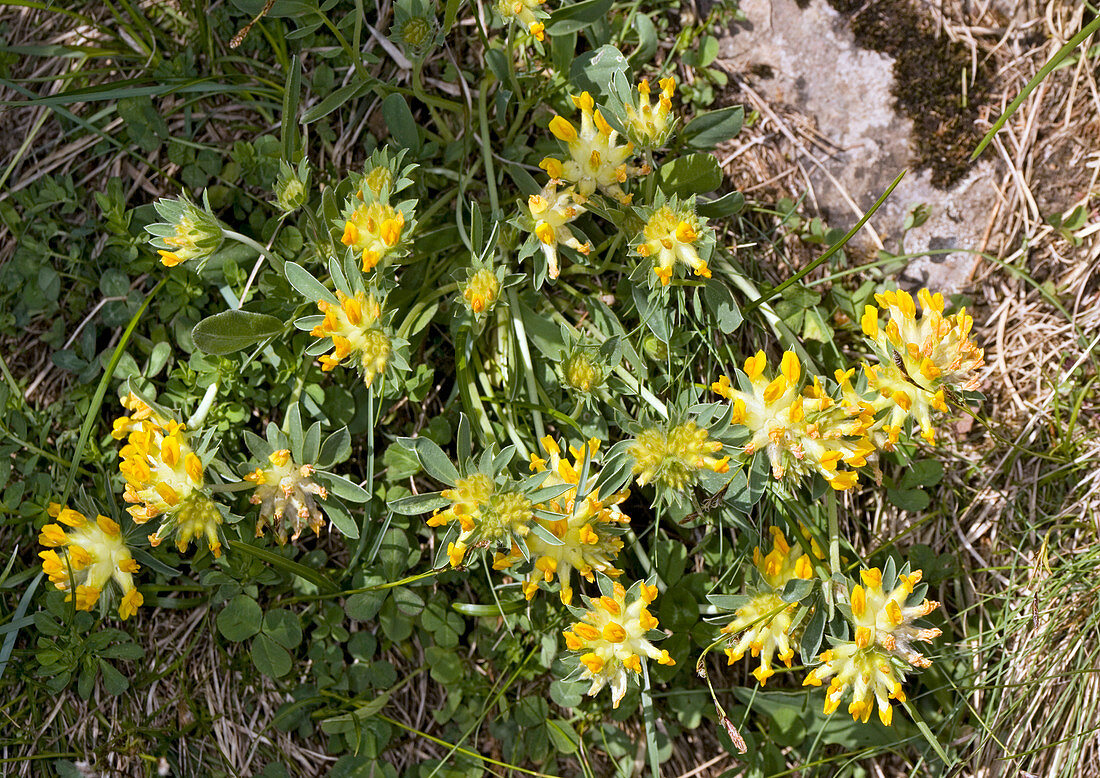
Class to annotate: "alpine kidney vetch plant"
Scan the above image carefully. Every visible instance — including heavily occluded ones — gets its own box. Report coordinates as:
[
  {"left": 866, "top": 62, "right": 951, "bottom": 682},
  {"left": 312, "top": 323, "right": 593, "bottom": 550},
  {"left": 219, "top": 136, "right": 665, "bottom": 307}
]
[{"left": 22, "top": 0, "right": 989, "bottom": 772}]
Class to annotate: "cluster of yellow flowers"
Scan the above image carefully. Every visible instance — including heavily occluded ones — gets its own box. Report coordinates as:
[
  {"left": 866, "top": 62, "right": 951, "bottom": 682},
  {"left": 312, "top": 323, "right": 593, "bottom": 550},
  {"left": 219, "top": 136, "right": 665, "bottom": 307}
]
[
  {"left": 112, "top": 392, "right": 223, "bottom": 557},
  {"left": 719, "top": 528, "right": 943, "bottom": 725},
  {"left": 711, "top": 289, "right": 984, "bottom": 491},
  {"left": 39, "top": 504, "right": 143, "bottom": 620},
  {"left": 493, "top": 437, "right": 628, "bottom": 604},
  {"left": 627, "top": 420, "right": 730, "bottom": 490},
  {"left": 310, "top": 290, "right": 392, "bottom": 386},
  {"left": 563, "top": 582, "right": 675, "bottom": 708},
  {"left": 245, "top": 448, "right": 329, "bottom": 544}
]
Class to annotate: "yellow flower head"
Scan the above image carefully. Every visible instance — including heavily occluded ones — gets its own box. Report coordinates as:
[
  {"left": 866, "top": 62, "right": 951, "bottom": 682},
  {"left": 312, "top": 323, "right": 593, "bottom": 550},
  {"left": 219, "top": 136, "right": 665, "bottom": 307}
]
[
  {"left": 245, "top": 448, "right": 329, "bottom": 544},
  {"left": 427, "top": 473, "right": 534, "bottom": 567},
  {"left": 39, "top": 505, "right": 143, "bottom": 620},
  {"left": 848, "top": 567, "right": 941, "bottom": 668},
  {"left": 113, "top": 393, "right": 221, "bottom": 556},
  {"left": 860, "top": 288, "right": 984, "bottom": 447},
  {"left": 634, "top": 201, "right": 709, "bottom": 285},
  {"left": 803, "top": 642, "right": 908, "bottom": 726},
  {"left": 495, "top": 0, "right": 546, "bottom": 40},
  {"left": 340, "top": 200, "right": 408, "bottom": 272},
  {"left": 146, "top": 192, "right": 224, "bottom": 268},
  {"left": 494, "top": 437, "right": 628, "bottom": 604},
  {"left": 561, "top": 349, "right": 605, "bottom": 395},
  {"left": 543, "top": 91, "right": 645, "bottom": 205},
  {"left": 563, "top": 581, "right": 674, "bottom": 708},
  {"left": 624, "top": 77, "right": 677, "bottom": 148},
  {"left": 628, "top": 420, "right": 729, "bottom": 490},
  {"left": 711, "top": 351, "right": 874, "bottom": 491},
  {"left": 526, "top": 181, "right": 591, "bottom": 280},
  {"left": 461, "top": 267, "right": 501, "bottom": 315},
  {"left": 721, "top": 527, "right": 814, "bottom": 685},
  {"left": 310, "top": 291, "right": 392, "bottom": 386}
]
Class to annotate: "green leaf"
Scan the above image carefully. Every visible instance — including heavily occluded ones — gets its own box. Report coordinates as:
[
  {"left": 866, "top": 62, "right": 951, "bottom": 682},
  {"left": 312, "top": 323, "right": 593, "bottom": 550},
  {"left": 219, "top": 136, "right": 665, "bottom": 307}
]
[
  {"left": 317, "top": 472, "right": 370, "bottom": 502},
  {"left": 658, "top": 153, "right": 722, "bottom": 197},
  {"left": 323, "top": 499, "right": 361, "bottom": 539},
  {"left": 887, "top": 487, "right": 930, "bottom": 512},
  {"left": 387, "top": 491, "right": 450, "bottom": 515},
  {"left": 698, "top": 191, "right": 745, "bottom": 218},
  {"left": 424, "top": 646, "right": 463, "bottom": 684},
  {"left": 548, "top": 0, "right": 613, "bottom": 34},
  {"left": 899, "top": 460, "right": 944, "bottom": 489},
  {"left": 99, "top": 660, "right": 129, "bottom": 695},
  {"left": 381, "top": 94, "right": 419, "bottom": 151},
  {"left": 285, "top": 261, "right": 337, "bottom": 305},
  {"left": 251, "top": 633, "right": 292, "bottom": 678},
  {"left": 569, "top": 45, "right": 630, "bottom": 98},
  {"left": 630, "top": 13, "right": 658, "bottom": 65},
  {"left": 703, "top": 279, "right": 742, "bottom": 334},
  {"left": 801, "top": 604, "right": 826, "bottom": 661},
  {"left": 780, "top": 577, "right": 814, "bottom": 603},
  {"left": 318, "top": 428, "right": 352, "bottom": 468},
  {"left": 216, "top": 594, "right": 263, "bottom": 642},
  {"left": 398, "top": 437, "right": 458, "bottom": 486},
  {"left": 547, "top": 718, "right": 580, "bottom": 754},
  {"left": 191, "top": 310, "right": 282, "bottom": 356},
  {"left": 263, "top": 609, "right": 303, "bottom": 649},
  {"left": 681, "top": 105, "right": 744, "bottom": 149}
]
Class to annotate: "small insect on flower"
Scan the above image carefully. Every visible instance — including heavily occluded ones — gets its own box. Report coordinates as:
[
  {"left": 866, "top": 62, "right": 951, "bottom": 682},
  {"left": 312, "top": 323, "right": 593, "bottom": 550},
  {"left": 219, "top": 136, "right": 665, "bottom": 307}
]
[
  {"left": 246, "top": 449, "right": 328, "bottom": 544},
  {"left": 563, "top": 580, "right": 675, "bottom": 708},
  {"left": 113, "top": 392, "right": 223, "bottom": 557},
  {"left": 428, "top": 473, "right": 534, "bottom": 568},
  {"left": 525, "top": 181, "right": 591, "bottom": 280},
  {"left": 847, "top": 567, "right": 942, "bottom": 668},
  {"left": 627, "top": 420, "right": 730, "bottom": 491},
  {"left": 711, "top": 351, "right": 874, "bottom": 491},
  {"left": 633, "top": 196, "right": 711, "bottom": 285},
  {"left": 145, "top": 191, "right": 223, "bottom": 268},
  {"left": 860, "top": 288, "right": 985, "bottom": 447},
  {"left": 494, "top": 0, "right": 547, "bottom": 41},
  {"left": 461, "top": 266, "right": 502, "bottom": 316},
  {"left": 494, "top": 436, "right": 628, "bottom": 604},
  {"left": 803, "top": 642, "right": 910, "bottom": 726},
  {"left": 542, "top": 91, "right": 646, "bottom": 205},
  {"left": 39, "top": 505, "right": 143, "bottom": 620},
  {"left": 623, "top": 76, "right": 678, "bottom": 149},
  {"left": 311, "top": 291, "right": 393, "bottom": 386},
  {"left": 720, "top": 527, "right": 815, "bottom": 685}
]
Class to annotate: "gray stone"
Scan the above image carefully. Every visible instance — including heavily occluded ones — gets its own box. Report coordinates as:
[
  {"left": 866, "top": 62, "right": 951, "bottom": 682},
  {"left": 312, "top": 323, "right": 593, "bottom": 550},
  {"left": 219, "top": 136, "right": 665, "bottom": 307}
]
[{"left": 719, "top": 0, "right": 999, "bottom": 294}]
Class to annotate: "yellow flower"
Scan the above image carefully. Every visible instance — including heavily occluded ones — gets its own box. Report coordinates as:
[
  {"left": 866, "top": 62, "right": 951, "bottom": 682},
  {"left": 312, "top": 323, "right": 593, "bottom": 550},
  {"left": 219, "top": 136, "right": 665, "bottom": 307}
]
[
  {"left": 427, "top": 473, "right": 533, "bottom": 567},
  {"left": 624, "top": 77, "right": 677, "bottom": 148},
  {"left": 721, "top": 527, "right": 814, "bottom": 685},
  {"left": 340, "top": 200, "right": 407, "bottom": 272},
  {"left": 245, "top": 449, "right": 329, "bottom": 544},
  {"left": 495, "top": 0, "right": 546, "bottom": 41},
  {"left": 803, "top": 642, "right": 908, "bottom": 726},
  {"left": 461, "top": 267, "right": 501, "bottom": 315},
  {"left": 38, "top": 504, "right": 143, "bottom": 620},
  {"left": 542, "top": 92, "right": 645, "bottom": 204},
  {"left": 634, "top": 201, "right": 709, "bottom": 285},
  {"left": 493, "top": 437, "right": 628, "bottom": 604},
  {"left": 146, "top": 192, "right": 224, "bottom": 268},
  {"left": 310, "top": 290, "right": 392, "bottom": 386},
  {"left": 711, "top": 351, "right": 874, "bottom": 491},
  {"left": 563, "top": 581, "right": 675, "bottom": 708},
  {"left": 526, "top": 182, "right": 591, "bottom": 279},
  {"left": 859, "top": 288, "right": 984, "bottom": 447},
  {"left": 627, "top": 420, "right": 729, "bottom": 490},
  {"left": 848, "top": 567, "right": 941, "bottom": 668},
  {"left": 112, "top": 393, "right": 222, "bottom": 556}
]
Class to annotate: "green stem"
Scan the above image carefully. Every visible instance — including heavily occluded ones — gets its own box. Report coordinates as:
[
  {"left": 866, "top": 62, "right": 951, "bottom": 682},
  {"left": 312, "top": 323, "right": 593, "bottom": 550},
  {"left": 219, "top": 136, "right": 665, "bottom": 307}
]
[{"left": 478, "top": 80, "right": 500, "bottom": 217}]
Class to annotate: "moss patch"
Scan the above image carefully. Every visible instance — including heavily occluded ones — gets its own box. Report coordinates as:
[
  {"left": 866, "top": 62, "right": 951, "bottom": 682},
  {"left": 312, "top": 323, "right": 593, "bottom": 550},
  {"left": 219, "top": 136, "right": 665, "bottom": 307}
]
[{"left": 824, "top": 0, "right": 990, "bottom": 188}]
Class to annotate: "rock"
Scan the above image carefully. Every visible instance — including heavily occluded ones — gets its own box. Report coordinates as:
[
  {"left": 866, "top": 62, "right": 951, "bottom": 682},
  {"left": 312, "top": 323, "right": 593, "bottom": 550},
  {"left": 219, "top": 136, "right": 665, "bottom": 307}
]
[{"left": 719, "top": 0, "right": 999, "bottom": 294}]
